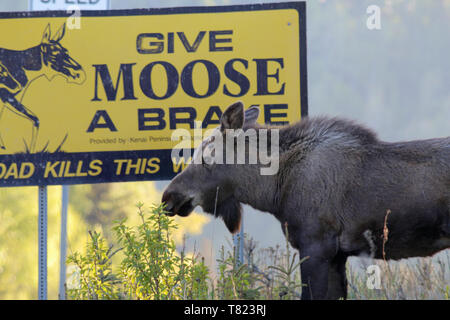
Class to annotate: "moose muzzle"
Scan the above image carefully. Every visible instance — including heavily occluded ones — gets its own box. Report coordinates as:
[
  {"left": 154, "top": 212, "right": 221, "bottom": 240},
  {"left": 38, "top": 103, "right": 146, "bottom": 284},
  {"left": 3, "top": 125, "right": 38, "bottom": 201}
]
[{"left": 161, "top": 189, "right": 195, "bottom": 217}]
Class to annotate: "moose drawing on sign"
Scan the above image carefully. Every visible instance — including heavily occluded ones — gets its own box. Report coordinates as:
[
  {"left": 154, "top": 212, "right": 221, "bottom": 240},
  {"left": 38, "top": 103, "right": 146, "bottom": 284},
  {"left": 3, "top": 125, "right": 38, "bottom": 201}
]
[{"left": 0, "top": 23, "right": 85, "bottom": 152}]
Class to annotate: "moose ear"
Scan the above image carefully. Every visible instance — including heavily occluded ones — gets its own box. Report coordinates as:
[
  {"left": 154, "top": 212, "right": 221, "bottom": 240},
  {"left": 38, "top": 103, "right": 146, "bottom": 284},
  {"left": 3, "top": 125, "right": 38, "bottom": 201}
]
[
  {"left": 41, "top": 24, "right": 51, "bottom": 44},
  {"left": 215, "top": 196, "right": 242, "bottom": 234},
  {"left": 52, "top": 23, "right": 66, "bottom": 42},
  {"left": 244, "top": 105, "right": 260, "bottom": 125},
  {"left": 220, "top": 101, "right": 244, "bottom": 132}
]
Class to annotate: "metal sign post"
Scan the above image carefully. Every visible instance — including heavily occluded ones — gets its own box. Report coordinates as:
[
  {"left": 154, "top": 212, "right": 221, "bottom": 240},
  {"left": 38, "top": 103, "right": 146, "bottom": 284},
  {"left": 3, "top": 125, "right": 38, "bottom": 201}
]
[
  {"left": 38, "top": 186, "right": 47, "bottom": 300},
  {"left": 58, "top": 185, "right": 69, "bottom": 300},
  {"left": 233, "top": 215, "right": 244, "bottom": 266},
  {"left": 28, "top": 0, "right": 111, "bottom": 300}
]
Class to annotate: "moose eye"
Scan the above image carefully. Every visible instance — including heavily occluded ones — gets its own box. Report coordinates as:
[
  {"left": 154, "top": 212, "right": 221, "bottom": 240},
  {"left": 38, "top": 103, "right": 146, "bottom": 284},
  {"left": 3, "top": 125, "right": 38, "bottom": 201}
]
[{"left": 202, "top": 155, "right": 214, "bottom": 170}]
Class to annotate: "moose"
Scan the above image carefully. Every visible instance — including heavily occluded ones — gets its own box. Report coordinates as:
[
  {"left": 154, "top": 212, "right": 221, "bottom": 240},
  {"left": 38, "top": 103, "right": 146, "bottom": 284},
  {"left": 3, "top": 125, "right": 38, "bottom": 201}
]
[
  {"left": 162, "top": 101, "right": 450, "bottom": 300},
  {"left": 0, "top": 23, "right": 85, "bottom": 151}
]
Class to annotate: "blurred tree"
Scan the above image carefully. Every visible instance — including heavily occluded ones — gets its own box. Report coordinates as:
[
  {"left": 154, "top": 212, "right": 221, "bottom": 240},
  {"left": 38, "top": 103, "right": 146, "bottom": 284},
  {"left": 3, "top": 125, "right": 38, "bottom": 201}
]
[{"left": 0, "top": 186, "right": 89, "bottom": 299}]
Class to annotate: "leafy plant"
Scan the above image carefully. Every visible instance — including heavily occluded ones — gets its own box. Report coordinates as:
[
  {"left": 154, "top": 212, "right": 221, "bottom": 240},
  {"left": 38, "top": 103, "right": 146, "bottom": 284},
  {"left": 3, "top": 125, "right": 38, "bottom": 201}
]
[
  {"left": 215, "top": 245, "right": 261, "bottom": 299},
  {"left": 67, "top": 203, "right": 310, "bottom": 300},
  {"left": 67, "top": 230, "right": 121, "bottom": 300},
  {"left": 268, "top": 223, "right": 308, "bottom": 300},
  {"left": 67, "top": 203, "right": 211, "bottom": 300}
]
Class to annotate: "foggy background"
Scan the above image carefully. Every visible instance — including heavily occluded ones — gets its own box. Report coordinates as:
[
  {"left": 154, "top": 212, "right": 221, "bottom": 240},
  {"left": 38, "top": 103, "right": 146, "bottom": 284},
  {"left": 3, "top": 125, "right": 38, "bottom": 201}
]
[{"left": 0, "top": 0, "right": 449, "bottom": 298}]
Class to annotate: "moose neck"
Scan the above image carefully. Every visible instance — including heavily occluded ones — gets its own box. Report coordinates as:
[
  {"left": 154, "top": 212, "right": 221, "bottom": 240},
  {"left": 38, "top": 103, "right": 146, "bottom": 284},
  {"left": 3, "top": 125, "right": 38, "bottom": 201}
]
[
  {"left": 230, "top": 123, "right": 312, "bottom": 217},
  {"left": 232, "top": 164, "right": 279, "bottom": 215},
  {"left": 20, "top": 45, "right": 43, "bottom": 71}
]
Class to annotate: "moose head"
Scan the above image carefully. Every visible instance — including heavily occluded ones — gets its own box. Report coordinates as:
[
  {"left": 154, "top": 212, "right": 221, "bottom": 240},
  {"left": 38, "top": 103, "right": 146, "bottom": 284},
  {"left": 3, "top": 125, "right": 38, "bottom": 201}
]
[
  {"left": 162, "top": 101, "right": 279, "bottom": 233},
  {"left": 40, "top": 23, "right": 85, "bottom": 84}
]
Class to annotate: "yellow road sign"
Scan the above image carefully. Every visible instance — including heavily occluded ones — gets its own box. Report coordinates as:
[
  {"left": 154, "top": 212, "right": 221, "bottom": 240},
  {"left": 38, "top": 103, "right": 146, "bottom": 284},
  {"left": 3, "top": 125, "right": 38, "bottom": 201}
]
[{"left": 0, "top": 2, "right": 307, "bottom": 186}]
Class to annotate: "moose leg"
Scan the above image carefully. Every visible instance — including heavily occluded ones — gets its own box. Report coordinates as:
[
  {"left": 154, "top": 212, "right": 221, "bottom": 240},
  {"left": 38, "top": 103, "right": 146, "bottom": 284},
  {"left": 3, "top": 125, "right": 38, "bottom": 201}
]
[
  {"left": 2, "top": 93, "right": 39, "bottom": 128},
  {"left": 1, "top": 90, "right": 39, "bottom": 151},
  {"left": 299, "top": 254, "right": 330, "bottom": 300},
  {"left": 298, "top": 235, "right": 339, "bottom": 300},
  {"left": 326, "top": 252, "right": 348, "bottom": 300}
]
